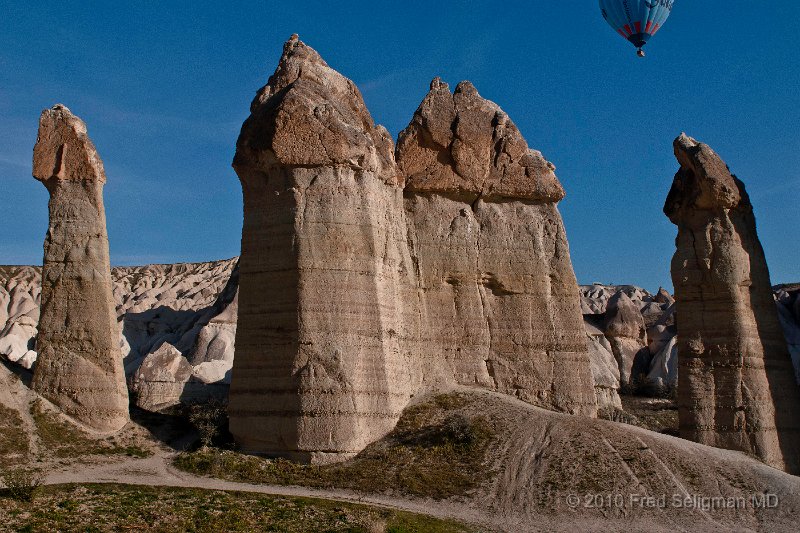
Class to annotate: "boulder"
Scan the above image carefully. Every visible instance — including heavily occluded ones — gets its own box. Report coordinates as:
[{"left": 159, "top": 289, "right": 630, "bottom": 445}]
[
  {"left": 0, "top": 319, "right": 37, "bottom": 369},
  {"left": 132, "top": 343, "right": 192, "bottom": 411}
]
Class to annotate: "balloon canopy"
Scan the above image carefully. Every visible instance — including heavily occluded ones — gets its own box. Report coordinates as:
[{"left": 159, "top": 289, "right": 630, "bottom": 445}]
[{"left": 599, "top": 0, "right": 675, "bottom": 57}]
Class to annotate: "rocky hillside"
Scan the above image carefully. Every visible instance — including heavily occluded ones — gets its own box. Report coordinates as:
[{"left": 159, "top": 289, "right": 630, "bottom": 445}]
[{"left": 0, "top": 259, "right": 238, "bottom": 410}]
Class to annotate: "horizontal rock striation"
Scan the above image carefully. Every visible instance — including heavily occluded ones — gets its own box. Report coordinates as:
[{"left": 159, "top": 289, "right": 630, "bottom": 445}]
[
  {"left": 30, "top": 104, "right": 129, "bottom": 432},
  {"left": 228, "top": 36, "right": 416, "bottom": 462},
  {"left": 398, "top": 78, "right": 597, "bottom": 416},
  {"left": 665, "top": 133, "right": 800, "bottom": 474}
]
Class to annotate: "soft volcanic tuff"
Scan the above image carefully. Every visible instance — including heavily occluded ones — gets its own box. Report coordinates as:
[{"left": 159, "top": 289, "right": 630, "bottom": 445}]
[
  {"left": 603, "top": 291, "right": 649, "bottom": 388},
  {"left": 397, "top": 78, "right": 597, "bottom": 417},
  {"left": 665, "top": 133, "right": 800, "bottom": 474},
  {"left": 30, "top": 105, "right": 129, "bottom": 432},
  {"left": 0, "top": 260, "right": 238, "bottom": 411},
  {"left": 228, "top": 37, "right": 598, "bottom": 462},
  {"left": 228, "top": 35, "right": 415, "bottom": 463}
]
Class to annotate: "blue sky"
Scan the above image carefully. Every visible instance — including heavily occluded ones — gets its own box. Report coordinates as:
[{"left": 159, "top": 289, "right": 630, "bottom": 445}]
[{"left": 1, "top": 1, "right": 798, "bottom": 291}]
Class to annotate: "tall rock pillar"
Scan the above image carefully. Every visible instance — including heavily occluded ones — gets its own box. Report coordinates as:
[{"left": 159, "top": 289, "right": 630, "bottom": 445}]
[
  {"left": 31, "top": 104, "right": 129, "bottom": 433},
  {"left": 397, "top": 79, "right": 597, "bottom": 417},
  {"left": 665, "top": 133, "right": 800, "bottom": 473},
  {"left": 228, "top": 36, "right": 417, "bottom": 463}
]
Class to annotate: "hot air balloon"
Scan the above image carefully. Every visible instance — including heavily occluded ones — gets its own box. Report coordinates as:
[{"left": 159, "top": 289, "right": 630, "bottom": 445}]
[{"left": 599, "top": 0, "right": 675, "bottom": 57}]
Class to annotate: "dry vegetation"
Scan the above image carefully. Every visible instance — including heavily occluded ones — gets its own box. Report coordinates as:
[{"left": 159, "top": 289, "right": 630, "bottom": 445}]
[
  {"left": 0, "top": 403, "right": 29, "bottom": 469},
  {"left": 30, "top": 399, "right": 151, "bottom": 460},
  {"left": 175, "top": 393, "right": 496, "bottom": 500},
  {"left": 0, "top": 483, "right": 475, "bottom": 533},
  {"left": 618, "top": 396, "right": 679, "bottom": 435}
]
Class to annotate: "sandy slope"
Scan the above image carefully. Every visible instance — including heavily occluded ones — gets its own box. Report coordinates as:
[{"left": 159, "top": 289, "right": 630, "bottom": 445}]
[{"left": 464, "top": 389, "right": 799, "bottom": 532}]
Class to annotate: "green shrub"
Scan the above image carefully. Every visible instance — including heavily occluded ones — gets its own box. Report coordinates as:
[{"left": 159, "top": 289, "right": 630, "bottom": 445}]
[{"left": 187, "top": 399, "right": 228, "bottom": 448}]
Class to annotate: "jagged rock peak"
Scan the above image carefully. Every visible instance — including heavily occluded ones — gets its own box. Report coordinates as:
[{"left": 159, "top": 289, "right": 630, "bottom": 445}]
[
  {"left": 604, "top": 292, "right": 645, "bottom": 340},
  {"left": 33, "top": 104, "right": 105, "bottom": 185},
  {"left": 235, "top": 35, "right": 395, "bottom": 177},
  {"left": 396, "top": 77, "right": 564, "bottom": 201},
  {"left": 654, "top": 287, "right": 675, "bottom": 306},
  {"left": 664, "top": 133, "right": 744, "bottom": 220}
]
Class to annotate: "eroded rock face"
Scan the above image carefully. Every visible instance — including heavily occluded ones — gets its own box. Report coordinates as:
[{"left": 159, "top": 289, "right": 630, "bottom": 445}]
[
  {"left": 228, "top": 36, "right": 416, "bottom": 462},
  {"left": 0, "top": 268, "right": 39, "bottom": 370},
  {"left": 603, "top": 292, "right": 650, "bottom": 388},
  {"left": 30, "top": 105, "right": 129, "bottom": 432},
  {"left": 584, "top": 317, "right": 622, "bottom": 409},
  {"left": 0, "top": 260, "right": 237, "bottom": 411},
  {"left": 580, "top": 284, "right": 677, "bottom": 394},
  {"left": 665, "top": 133, "right": 800, "bottom": 474},
  {"left": 398, "top": 78, "right": 596, "bottom": 417}
]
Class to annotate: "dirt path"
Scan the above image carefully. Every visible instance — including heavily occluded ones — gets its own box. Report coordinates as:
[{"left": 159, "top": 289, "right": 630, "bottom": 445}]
[{"left": 43, "top": 451, "right": 502, "bottom": 532}]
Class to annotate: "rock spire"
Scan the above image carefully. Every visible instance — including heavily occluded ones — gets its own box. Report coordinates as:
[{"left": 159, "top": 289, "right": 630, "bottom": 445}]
[
  {"left": 31, "top": 104, "right": 129, "bottom": 432},
  {"left": 665, "top": 133, "right": 800, "bottom": 474}
]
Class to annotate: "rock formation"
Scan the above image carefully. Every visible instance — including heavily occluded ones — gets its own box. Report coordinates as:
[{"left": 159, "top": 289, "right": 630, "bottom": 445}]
[
  {"left": 115, "top": 258, "right": 237, "bottom": 386},
  {"left": 30, "top": 105, "right": 129, "bottom": 432},
  {"left": 1, "top": 260, "right": 237, "bottom": 411},
  {"left": 398, "top": 78, "right": 597, "bottom": 416},
  {"left": 132, "top": 343, "right": 193, "bottom": 411},
  {"left": 0, "top": 266, "right": 39, "bottom": 370},
  {"left": 665, "top": 133, "right": 800, "bottom": 473},
  {"left": 580, "top": 284, "right": 678, "bottom": 394},
  {"left": 584, "top": 317, "right": 623, "bottom": 409},
  {"left": 603, "top": 291, "right": 650, "bottom": 389},
  {"left": 228, "top": 36, "right": 416, "bottom": 462},
  {"left": 227, "top": 36, "right": 601, "bottom": 461},
  {"left": 131, "top": 267, "right": 238, "bottom": 411}
]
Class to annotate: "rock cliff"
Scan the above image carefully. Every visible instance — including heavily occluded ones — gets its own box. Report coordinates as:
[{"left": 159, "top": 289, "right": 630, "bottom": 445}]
[
  {"left": 30, "top": 104, "right": 129, "bottom": 432},
  {"left": 665, "top": 133, "right": 800, "bottom": 474}
]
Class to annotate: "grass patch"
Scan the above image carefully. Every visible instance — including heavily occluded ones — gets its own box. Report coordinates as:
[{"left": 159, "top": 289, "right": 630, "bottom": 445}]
[
  {"left": 0, "top": 404, "right": 29, "bottom": 468},
  {"left": 0, "top": 483, "right": 475, "bottom": 532},
  {"left": 31, "top": 400, "right": 152, "bottom": 459},
  {"left": 175, "top": 393, "right": 494, "bottom": 500}
]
